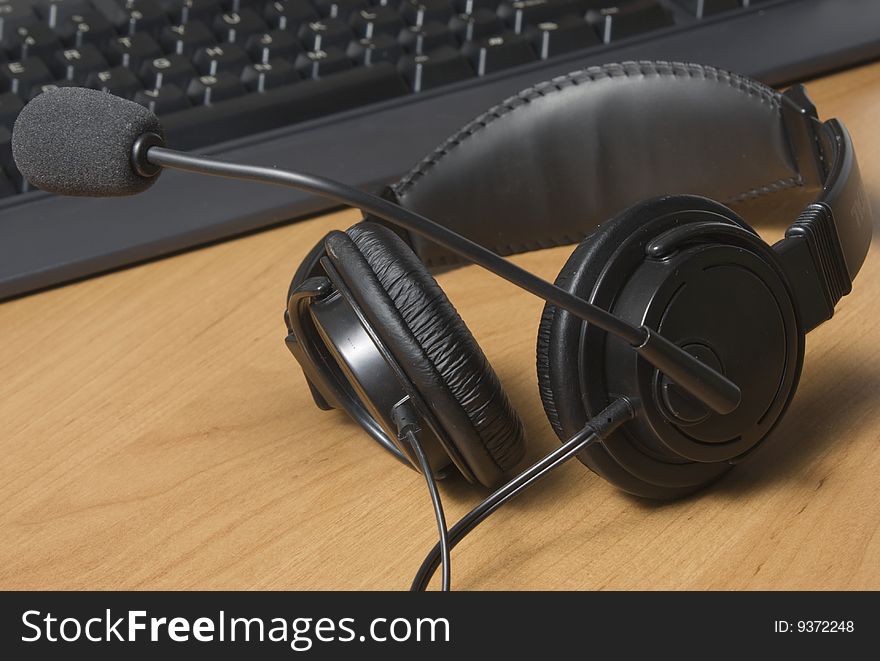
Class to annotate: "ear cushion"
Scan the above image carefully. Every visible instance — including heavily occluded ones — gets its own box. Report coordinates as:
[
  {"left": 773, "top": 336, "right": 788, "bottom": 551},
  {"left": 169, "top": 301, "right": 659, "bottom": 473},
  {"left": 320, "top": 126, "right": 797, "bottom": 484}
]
[
  {"left": 345, "top": 222, "right": 525, "bottom": 487},
  {"left": 535, "top": 207, "right": 651, "bottom": 437},
  {"left": 536, "top": 195, "right": 753, "bottom": 497}
]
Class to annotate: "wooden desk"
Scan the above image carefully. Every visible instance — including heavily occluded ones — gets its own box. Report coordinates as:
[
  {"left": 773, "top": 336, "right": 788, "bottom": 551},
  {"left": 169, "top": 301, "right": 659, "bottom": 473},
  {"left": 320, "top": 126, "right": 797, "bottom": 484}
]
[{"left": 2, "top": 64, "right": 880, "bottom": 591}]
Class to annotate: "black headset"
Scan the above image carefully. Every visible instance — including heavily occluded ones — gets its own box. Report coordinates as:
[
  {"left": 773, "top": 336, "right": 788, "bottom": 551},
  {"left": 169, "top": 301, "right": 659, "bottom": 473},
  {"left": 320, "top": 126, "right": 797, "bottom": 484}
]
[
  {"left": 285, "top": 62, "right": 870, "bottom": 504},
  {"left": 10, "top": 63, "right": 871, "bottom": 590}
]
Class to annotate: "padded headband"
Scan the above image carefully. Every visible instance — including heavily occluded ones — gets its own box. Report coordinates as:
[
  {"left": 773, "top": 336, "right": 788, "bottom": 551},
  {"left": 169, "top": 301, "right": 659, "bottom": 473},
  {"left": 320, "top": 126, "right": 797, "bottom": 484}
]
[{"left": 381, "top": 61, "right": 870, "bottom": 294}]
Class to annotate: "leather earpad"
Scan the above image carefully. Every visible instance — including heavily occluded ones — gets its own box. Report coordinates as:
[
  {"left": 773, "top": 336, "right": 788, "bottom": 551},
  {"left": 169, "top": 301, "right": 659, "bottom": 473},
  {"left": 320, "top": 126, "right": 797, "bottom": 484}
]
[
  {"left": 536, "top": 195, "right": 751, "bottom": 496},
  {"left": 346, "top": 222, "right": 525, "bottom": 487}
]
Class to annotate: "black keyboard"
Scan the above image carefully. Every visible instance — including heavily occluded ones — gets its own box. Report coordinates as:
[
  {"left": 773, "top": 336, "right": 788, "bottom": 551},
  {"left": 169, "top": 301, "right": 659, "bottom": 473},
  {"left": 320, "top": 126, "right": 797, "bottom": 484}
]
[{"left": 1, "top": 0, "right": 879, "bottom": 299}]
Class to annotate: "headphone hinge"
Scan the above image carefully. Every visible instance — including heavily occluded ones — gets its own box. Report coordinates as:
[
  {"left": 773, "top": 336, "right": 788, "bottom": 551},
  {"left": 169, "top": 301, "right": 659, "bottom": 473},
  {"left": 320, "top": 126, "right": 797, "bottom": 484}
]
[
  {"left": 774, "top": 202, "right": 852, "bottom": 335},
  {"left": 781, "top": 85, "right": 827, "bottom": 191}
]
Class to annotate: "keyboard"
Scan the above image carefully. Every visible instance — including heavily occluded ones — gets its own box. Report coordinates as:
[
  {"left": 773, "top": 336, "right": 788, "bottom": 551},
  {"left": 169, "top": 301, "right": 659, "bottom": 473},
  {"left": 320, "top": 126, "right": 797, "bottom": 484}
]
[{"left": 1, "top": 0, "right": 879, "bottom": 300}]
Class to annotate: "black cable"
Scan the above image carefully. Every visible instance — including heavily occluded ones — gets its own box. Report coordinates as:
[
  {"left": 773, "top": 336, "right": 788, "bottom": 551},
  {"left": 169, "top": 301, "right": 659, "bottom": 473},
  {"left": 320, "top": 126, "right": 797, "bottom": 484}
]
[
  {"left": 410, "top": 398, "right": 634, "bottom": 591},
  {"left": 402, "top": 429, "right": 451, "bottom": 592}
]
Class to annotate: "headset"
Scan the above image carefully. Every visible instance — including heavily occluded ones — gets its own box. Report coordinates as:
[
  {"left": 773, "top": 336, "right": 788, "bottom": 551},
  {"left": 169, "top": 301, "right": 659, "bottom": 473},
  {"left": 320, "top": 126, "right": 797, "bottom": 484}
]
[
  {"left": 282, "top": 62, "right": 871, "bottom": 586},
  {"left": 286, "top": 61, "right": 870, "bottom": 494},
  {"left": 12, "top": 61, "right": 872, "bottom": 590}
]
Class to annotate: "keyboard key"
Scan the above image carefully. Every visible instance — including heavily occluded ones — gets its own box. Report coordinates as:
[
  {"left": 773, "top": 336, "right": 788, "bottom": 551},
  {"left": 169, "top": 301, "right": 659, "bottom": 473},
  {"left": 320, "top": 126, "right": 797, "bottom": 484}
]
[
  {"left": 159, "top": 21, "right": 216, "bottom": 55},
  {"left": 294, "top": 46, "right": 351, "bottom": 78},
  {"left": 349, "top": 6, "right": 402, "bottom": 38},
  {"left": 0, "top": 133, "right": 16, "bottom": 169},
  {"left": 449, "top": 9, "right": 503, "bottom": 42},
  {"left": 52, "top": 44, "right": 108, "bottom": 82},
  {"left": 263, "top": 0, "right": 316, "bottom": 30},
  {"left": 134, "top": 83, "right": 191, "bottom": 112},
  {"left": 315, "top": 0, "right": 366, "bottom": 20},
  {"left": 675, "top": 0, "right": 740, "bottom": 18},
  {"left": 497, "top": 0, "right": 588, "bottom": 33},
  {"left": 54, "top": 11, "right": 116, "bottom": 49},
  {"left": 0, "top": 124, "right": 11, "bottom": 164},
  {"left": 8, "top": 22, "right": 60, "bottom": 59},
  {"left": 0, "top": 125, "right": 27, "bottom": 191},
  {"left": 453, "top": 0, "right": 499, "bottom": 12},
  {"left": 587, "top": 1, "right": 674, "bottom": 42},
  {"left": 0, "top": 0, "right": 38, "bottom": 40},
  {"left": 167, "top": 62, "right": 406, "bottom": 147},
  {"left": 35, "top": 0, "right": 91, "bottom": 23},
  {"left": 0, "top": 91, "right": 24, "bottom": 129},
  {"left": 245, "top": 29, "right": 300, "bottom": 62},
  {"left": 397, "top": 21, "right": 455, "bottom": 54},
  {"left": 186, "top": 70, "right": 246, "bottom": 104},
  {"left": 224, "top": 0, "right": 262, "bottom": 10},
  {"left": 193, "top": 43, "right": 249, "bottom": 74},
  {"left": 139, "top": 53, "right": 195, "bottom": 87},
  {"left": 400, "top": 0, "right": 454, "bottom": 27},
  {"left": 241, "top": 58, "right": 298, "bottom": 90},
  {"left": 462, "top": 31, "right": 534, "bottom": 74},
  {"left": 85, "top": 65, "right": 143, "bottom": 96},
  {"left": 162, "top": 0, "right": 222, "bottom": 23},
  {"left": 527, "top": 15, "right": 598, "bottom": 58},
  {"left": 107, "top": 32, "right": 163, "bottom": 69},
  {"left": 397, "top": 45, "right": 471, "bottom": 91},
  {"left": 109, "top": 0, "right": 169, "bottom": 37},
  {"left": 297, "top": 18, "right": 351, "bottom": 50},
  {"left": 347, "top": 33, "right": 401, "bottom": 65},
  {"left": 27, "top": 78, "right": 80, "bottom": 99},
  {"left": 214, "top": 10, "right": 267, "bottom": 43},
  {"left": 1, "top": 59, "right": 53, "bottom": 97}
]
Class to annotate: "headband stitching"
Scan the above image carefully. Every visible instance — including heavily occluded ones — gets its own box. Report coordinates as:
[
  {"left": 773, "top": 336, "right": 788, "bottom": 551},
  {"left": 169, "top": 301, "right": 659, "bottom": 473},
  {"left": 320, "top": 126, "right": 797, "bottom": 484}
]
[
  {"left": 394, "top": 60, "right": 783, "bottom": 199},
  {"left": 725, "top": 175, "right": 804, "bottom": 204}
]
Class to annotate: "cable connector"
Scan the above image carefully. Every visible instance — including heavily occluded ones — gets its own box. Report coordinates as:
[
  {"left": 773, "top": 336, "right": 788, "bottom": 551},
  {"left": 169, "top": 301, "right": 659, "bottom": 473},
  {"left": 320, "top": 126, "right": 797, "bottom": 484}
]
[
  {"left": 583, "top": 396, "right": 636, "bottom": 441},
  {"left": 391, "top": 398, "right": 421, "bottom": 440}
]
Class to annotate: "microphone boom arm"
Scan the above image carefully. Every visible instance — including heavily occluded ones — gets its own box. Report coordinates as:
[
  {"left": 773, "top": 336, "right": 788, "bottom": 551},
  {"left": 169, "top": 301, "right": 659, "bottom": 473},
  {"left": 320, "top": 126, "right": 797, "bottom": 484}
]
[{"left": 145, "top": 146, "right": 741, "bottom": 415}]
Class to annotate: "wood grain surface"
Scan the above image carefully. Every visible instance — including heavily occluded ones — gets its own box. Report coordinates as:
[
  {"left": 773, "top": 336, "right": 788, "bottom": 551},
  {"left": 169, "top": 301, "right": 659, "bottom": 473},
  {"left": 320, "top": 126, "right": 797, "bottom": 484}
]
[{"left": 2, "top": 63, "right": 879, "bottom": 591}]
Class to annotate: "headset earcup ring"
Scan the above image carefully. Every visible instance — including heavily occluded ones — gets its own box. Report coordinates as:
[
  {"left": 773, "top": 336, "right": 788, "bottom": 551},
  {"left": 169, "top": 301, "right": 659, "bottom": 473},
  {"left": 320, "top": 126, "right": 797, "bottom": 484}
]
[
  {"left": 330, "top": 222, "right": 526, "bottom": 488},
  {"left": 537, "top": 195, "right": 770, "bottom": 498}
]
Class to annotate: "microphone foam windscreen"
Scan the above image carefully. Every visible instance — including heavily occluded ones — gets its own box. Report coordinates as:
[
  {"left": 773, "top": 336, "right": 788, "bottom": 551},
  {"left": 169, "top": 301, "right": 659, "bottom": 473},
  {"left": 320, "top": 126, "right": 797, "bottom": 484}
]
[{"left": 12, "top": 87, "right": 164, "bottom": 197}]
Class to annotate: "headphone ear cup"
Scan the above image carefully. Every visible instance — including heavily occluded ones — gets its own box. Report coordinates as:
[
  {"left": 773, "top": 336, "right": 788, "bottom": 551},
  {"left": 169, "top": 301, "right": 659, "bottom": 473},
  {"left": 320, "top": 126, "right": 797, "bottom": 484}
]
[
  {"left": 536, "top": 229, "right": 616, "bottom": 438},
  {"left": 343, "top": 222, "right": 525, "bottom": 488},
  {"left": 537, "top": 195, "right": 753, "bottom": 498}
]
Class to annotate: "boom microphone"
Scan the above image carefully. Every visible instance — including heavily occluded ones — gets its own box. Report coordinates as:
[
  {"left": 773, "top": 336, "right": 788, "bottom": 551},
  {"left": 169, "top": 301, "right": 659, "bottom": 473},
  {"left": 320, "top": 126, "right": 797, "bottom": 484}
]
[
  {"left": 11, "top": 87, "right": 741, "bottom": 416},
  {"left": 12, "top": 87, "right": 164, "bottom": 197}
]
